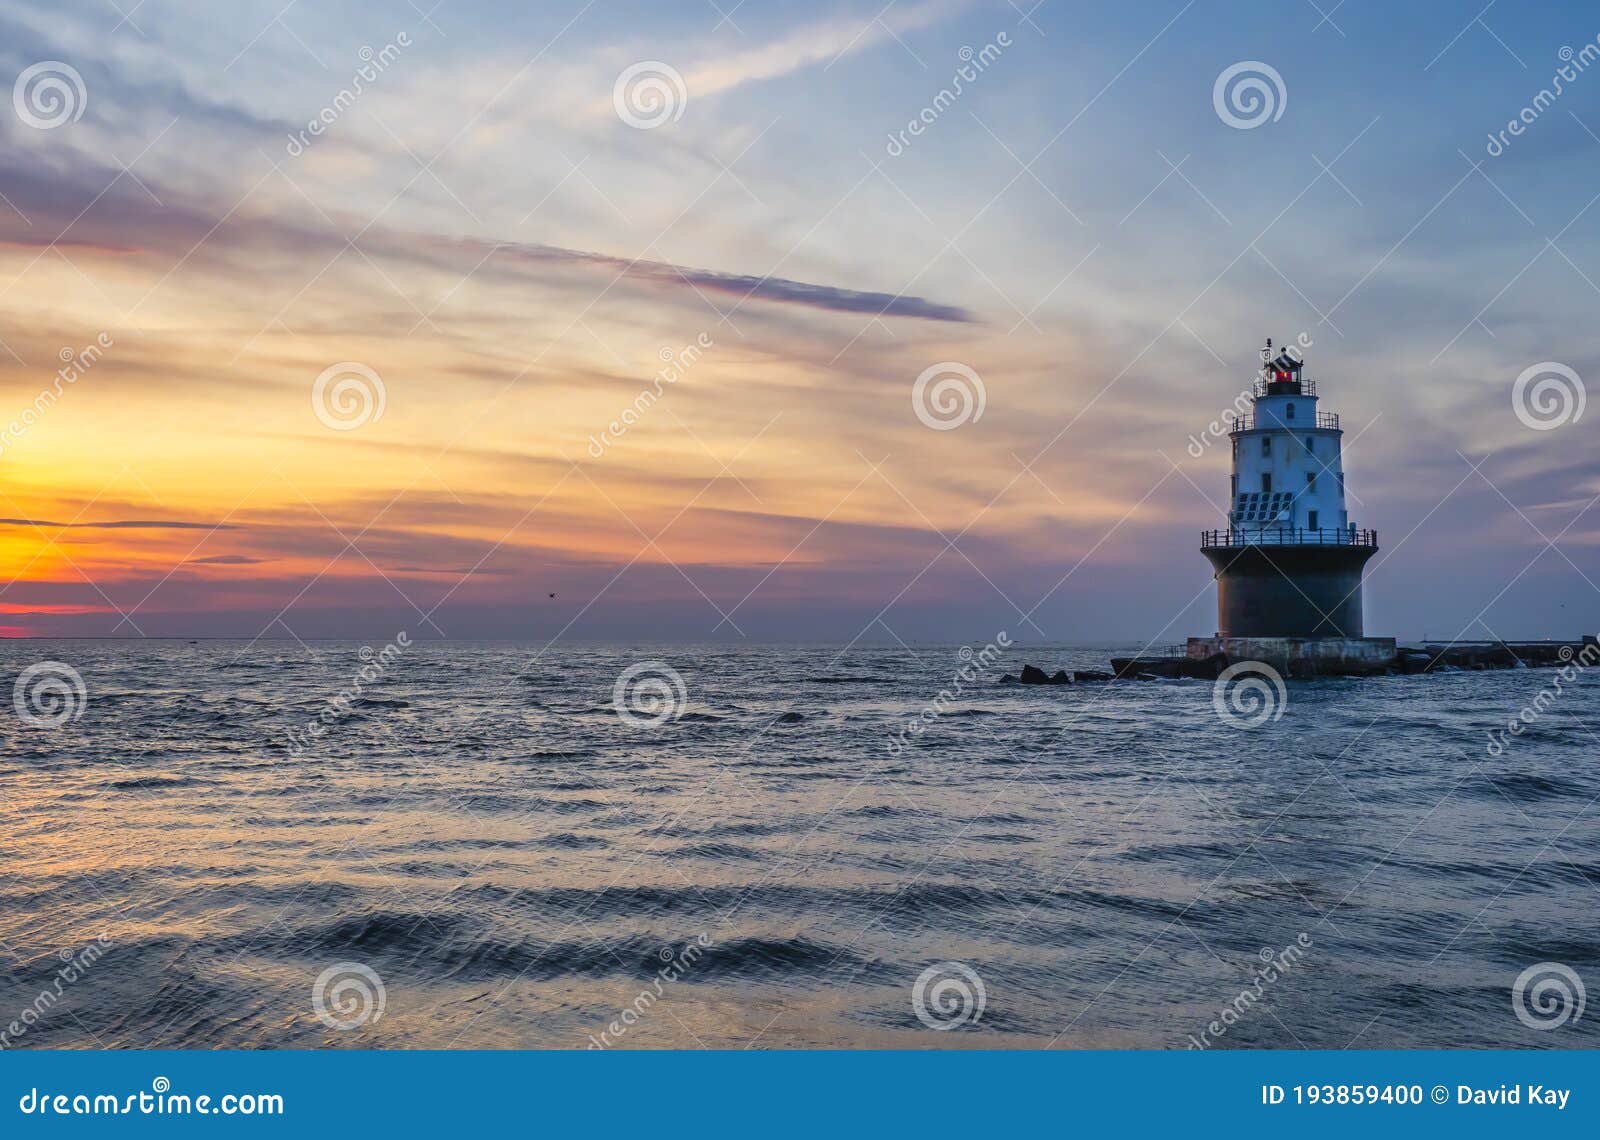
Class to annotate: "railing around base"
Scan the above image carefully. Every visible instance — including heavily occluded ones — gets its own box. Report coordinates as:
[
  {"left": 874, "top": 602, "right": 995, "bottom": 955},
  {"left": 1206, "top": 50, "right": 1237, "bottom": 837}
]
[{"left": 1201, "top": 527, "right": 1377, "bottom": 548}]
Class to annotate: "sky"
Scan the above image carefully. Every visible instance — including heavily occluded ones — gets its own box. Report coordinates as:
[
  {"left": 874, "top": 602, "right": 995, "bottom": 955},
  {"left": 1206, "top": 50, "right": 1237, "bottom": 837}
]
[{"left": 0, "top": 0, "right": 1598, "bottom": 644}]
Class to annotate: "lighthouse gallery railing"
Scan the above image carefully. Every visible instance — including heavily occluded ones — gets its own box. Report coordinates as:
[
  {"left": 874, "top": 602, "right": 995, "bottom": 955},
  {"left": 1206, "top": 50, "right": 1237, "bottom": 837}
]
[
  {"left": 1227, "top": 411, "right": 1340, "bottom": 432},
  {"left": 1201, "top": 527, "right": 1378, "bottom": 548}
]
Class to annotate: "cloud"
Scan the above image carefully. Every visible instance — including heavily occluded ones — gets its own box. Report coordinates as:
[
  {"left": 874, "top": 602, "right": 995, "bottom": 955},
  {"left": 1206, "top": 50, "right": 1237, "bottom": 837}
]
[
  {"left": 185, "top": 554, "right": 269, "bottom": 564},
  {"left": 0, "top": 518, "right": 240, "bottom": 530},
  {"left": 0, "top": 12, "right": 310, "bottom": 142},
  {"left": 679, "top": 0, "right": 969, "bottom": 101},
  {"left": 448, "top": 238, "right": 977, "bottom": 322},
  {"left": 0, "top": 152, "right": 975, "bottom": 323}
]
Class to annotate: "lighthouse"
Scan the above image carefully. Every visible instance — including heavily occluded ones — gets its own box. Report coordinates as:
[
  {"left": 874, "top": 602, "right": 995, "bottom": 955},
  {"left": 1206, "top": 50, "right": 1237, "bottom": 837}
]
[{"left": 1188, "top": 339, "right": 1394, "bottom": 675}]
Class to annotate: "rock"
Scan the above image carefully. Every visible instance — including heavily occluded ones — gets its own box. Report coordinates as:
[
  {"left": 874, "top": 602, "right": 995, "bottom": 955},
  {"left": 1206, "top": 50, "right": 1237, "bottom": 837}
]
[
  {"left": 1019, "top": 664, "right": 1050, "bottom": 685},
  {"left": 1113, "top": 657, "right": 1189, "bottom": 679},
  {"left": 1073, "top": 670, "right": 1113, "bottom": 683},
  {"left": 998, "top": 673, "right": 1018, "bottom": 684},
  {"left": 1049, "top": 670, "right": 1072, "bottom": 685}
]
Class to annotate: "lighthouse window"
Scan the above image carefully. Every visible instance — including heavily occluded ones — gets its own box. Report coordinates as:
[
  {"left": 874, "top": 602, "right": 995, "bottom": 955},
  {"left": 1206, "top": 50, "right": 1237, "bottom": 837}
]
[
  {"left": 1286, "top": 403, "right": 1296, "bottom": 420},
  {"left": 1306, "top": 472, "right": 1316, "bottom": 490},
  {"left": 1308, "top": 510, "right": 1319, "bottom": 530},
  {"left": 1261, "top": 473, "right": 1272, "bottom": 493},
  {"left": 1305, "top": 437, "right": 1314, "bottom": 452},
  {"left": 1261, "top": 437, "right": 1272, "bottom": 456}
]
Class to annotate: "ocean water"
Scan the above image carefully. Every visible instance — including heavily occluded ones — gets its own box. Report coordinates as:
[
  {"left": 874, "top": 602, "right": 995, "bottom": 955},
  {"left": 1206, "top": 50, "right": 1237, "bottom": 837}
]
[{"left": 1, "top": 639, "right": 1597, "bottom": 1050}]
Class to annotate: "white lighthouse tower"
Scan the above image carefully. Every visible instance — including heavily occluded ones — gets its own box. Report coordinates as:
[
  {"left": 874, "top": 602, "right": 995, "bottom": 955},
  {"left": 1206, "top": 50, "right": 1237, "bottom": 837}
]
[{"left": 1191, "top": 339, "right": 1393, "bottom": 674}]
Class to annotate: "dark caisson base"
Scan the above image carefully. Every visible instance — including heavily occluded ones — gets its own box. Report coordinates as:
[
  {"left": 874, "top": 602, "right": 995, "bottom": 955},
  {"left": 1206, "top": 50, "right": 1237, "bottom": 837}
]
[{"left": 1200, "top": 543, "right": 1377, "bottom": 638}]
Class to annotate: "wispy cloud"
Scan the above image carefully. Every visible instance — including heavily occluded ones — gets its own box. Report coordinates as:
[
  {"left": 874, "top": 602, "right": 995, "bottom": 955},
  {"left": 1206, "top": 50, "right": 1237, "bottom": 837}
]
[
  {"left": 453, "top": 238, "right": 978, "bottom": 322},
  {"left": 0, "top": 156, "right": 974, "bottom": 322},
  {"left": 680, "top": 0, "right": 969, "bottom": 100},
  {"left": 0, "top": 518, "right": 241, "bottom": 530}
]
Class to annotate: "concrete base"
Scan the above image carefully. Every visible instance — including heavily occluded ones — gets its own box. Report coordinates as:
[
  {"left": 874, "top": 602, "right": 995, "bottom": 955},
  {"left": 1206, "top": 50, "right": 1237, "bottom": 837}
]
[{"left": 1187, "top": 635, "right": 1396, "bottom": 677}]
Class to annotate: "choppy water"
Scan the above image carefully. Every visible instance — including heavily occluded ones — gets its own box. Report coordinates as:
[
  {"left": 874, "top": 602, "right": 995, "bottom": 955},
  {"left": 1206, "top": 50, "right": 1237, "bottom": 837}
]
[{"left": 1, "top": 640, "right": 1597, "bottom": 1050}]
